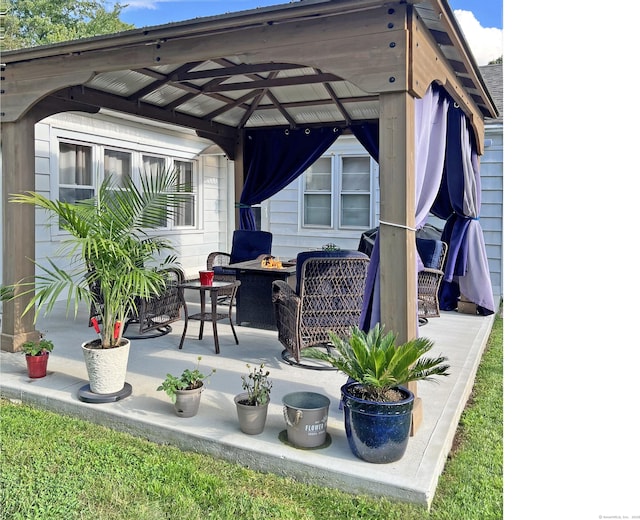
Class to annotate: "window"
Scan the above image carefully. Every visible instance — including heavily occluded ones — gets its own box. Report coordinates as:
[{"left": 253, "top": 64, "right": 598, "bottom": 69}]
[
  {"left": 56, "top": 139, "right": 199, "bottom": 232},
  {"left": 174, "top": 160, "right": 195, "bottom": 227},
  {"left": 303, "top": 157, "right": 332, "bottom": 227},
  {"left": 340, "top": 156, "right": 371, "bottom": 227},
  {"left": 59, "top": 142, "right": 94, "bottom": 204},
  {"left": 142, "top": 155, "right": 169, "bottom": 228},
  {"left": 104, "top": 148, "right": 132, "bottom": 187},
  {"left": 302, "top": 154, "right": 373, "bottom": 229}
]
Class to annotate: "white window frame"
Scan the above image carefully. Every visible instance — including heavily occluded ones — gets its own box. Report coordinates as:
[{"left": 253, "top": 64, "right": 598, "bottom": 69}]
[
  {"left": 300, "top": 153, "right": 375, "bottom": 231},
  {"left": 51, "top": 128, "right": 202, "bottom": 238}
]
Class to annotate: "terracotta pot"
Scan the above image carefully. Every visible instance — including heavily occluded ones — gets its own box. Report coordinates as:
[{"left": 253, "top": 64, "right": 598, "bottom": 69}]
[{"left": 25, "top": 352, "right": 49, "bottom": 379}]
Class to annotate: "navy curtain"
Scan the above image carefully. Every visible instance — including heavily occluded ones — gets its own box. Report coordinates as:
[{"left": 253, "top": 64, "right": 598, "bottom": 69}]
[
  {"left": 240, "top": 126, "right": 342, "bottom": 229},
  {"left": 350, "top": 122, "right": 379, "bottom": 163}
]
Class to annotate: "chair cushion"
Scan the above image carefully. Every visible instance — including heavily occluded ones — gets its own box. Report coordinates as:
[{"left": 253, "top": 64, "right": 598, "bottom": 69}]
[
  {"left": 416, "top": 238, "right": 445, "bottom": 269},
  {"left": 229, "top": 230, "right": 273, "bottom": 264},
  {"left": 213, "top": 266, "right": 236, "bottom": 277},
  {"left": 295, "top": 249, "right": 368, "bottom": 294}
]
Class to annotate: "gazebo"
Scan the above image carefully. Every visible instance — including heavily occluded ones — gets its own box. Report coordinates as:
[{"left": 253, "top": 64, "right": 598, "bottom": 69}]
[{"left": 1, "top": 0, "right": 497, "bottom": 423}]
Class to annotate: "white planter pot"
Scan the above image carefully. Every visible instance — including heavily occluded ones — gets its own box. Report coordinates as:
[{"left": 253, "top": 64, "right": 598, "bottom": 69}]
[{"left": 81, "top": 338, "right": 131, "bottom": 394}]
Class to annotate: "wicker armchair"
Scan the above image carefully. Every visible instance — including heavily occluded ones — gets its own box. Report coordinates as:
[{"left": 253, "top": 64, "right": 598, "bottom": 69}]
[
  {"left": 272, "top": 250, "right": 369, "bottom": 366},
  {"left": 89, "top": 267, "right": 185, "bottom": 339},
  {"left": 206, "top": 229, "right": 273, "bottom": 284},
  {"left": 416, "top": 239, "right": 448, "bottom": 322}
]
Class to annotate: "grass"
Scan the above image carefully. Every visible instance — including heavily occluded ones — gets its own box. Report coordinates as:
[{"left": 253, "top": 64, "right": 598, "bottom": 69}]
[{"left": 0, "top": 311, "right": 502, "bottom": 520}]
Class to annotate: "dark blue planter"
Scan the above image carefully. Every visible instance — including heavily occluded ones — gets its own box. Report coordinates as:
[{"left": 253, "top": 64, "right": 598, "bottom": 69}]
[{"left": 340, "top": 382, "right": 414, "bottom": 463}]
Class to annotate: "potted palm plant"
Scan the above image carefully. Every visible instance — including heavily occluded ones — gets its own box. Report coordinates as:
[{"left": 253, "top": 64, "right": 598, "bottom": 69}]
[
  {"left": 304, "top": 324, "right": 450, "bottom": 463},
  {"left": 10, "top": 168, "right": 190, "bottom": 399},
  {"left": 22, "top": 337, "right": 55, "bottom": 379},
  {"left": 157, "top": 357, "right": 215, "bottom": 418},
  {"left": 234, "top": 363, "right": 272, "bottom": 434}
]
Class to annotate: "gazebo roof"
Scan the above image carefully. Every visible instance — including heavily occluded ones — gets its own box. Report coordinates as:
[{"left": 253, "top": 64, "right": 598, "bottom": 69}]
[{"left": 1, "top": 0, "right": 497, "bottom": 158}]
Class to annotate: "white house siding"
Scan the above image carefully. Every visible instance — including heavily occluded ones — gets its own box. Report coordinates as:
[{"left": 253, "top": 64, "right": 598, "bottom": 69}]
[{"left": 0, "top": 112, "right": 234, "bottom": 290}]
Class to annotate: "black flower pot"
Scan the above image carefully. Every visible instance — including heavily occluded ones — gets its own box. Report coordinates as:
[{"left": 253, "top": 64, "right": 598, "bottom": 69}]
[{"left": 340, "top": 381, "right": 414, "bottom": 464}]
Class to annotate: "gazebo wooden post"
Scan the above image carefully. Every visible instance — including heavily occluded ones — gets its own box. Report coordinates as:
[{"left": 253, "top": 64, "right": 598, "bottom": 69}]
[
  {"left": 378, "top": 91, "right": 422, "bottom": 432},
  {"left": 1, "top": 118, "right": 41, "bottom": 352}
]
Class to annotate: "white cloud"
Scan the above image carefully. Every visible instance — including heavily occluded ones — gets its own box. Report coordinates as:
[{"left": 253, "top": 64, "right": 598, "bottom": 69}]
[
  {"left": 453, "top": 10, "right": 503, "bottom": 65},
  {"left": 120, "top": 0, "right": 161, "bottom": 9}
]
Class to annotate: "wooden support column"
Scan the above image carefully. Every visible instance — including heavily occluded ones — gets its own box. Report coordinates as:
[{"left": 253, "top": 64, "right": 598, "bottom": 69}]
[
  {"left": 378, "top": 91, "right": 423, "bottom": 433},
  {"left": 1, "top": 119, "right": 41, "bottom": 352},
  {"left": 233, "top": 130, "right": 245, "bottom": 231}
]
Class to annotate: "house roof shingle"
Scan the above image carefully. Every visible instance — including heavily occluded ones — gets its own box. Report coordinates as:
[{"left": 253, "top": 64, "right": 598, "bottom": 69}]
[{"left": 479, "top": 63, "right": 503, "bottom": 124}]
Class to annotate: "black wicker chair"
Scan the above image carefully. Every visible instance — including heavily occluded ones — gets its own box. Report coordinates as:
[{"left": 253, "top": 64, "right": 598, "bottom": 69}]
[
  {"left": 416, "top": 239, "right": 448, "bottom": 323},
  {"left": 89, "top": 267, "right": 185, "bottom": 339},
  {"left": 272, "top": 250, "right": 369, "bottom": 368}
]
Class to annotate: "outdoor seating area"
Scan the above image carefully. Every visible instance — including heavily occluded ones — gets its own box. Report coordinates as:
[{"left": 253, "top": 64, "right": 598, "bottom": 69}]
[
  {"left": 0, "top": 297, "right": 495, "bottom": 506},
  {"left": 0, "top": 2, "right": 502, "bottom": 507}
]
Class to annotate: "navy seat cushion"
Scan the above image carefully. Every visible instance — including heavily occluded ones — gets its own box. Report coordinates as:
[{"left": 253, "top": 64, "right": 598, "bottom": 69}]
[
  {"left": 213, "top": 266, "right": 236, "bottom": 277},
  {"left": 229, "top": 230, "right": 273, "bottom": 264},
  {"left": 415, "top": 238, "right": 445, "bottom": 269}
]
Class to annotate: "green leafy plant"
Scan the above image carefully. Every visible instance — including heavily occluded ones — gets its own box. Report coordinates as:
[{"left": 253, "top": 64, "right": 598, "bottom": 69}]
[
  {"left": 156, "top": 357, "right": 215, "bottom": 403},
  {"left": 0, "top": 285, "right": 14, "bottom": 302},
  {"left": 21, "top": 338, "right": 55, "bottom": 356},
  {"left": 304, "top": 324, "right": 450, "bottom": 402},
  {"left": 239, "top": 363, "right": 272, "bottom": 406},
  {"left": 9, "top": 168, "right": 190, "bottom": 348}
]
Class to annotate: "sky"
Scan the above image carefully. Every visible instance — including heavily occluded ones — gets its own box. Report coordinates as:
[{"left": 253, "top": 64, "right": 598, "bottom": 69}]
[{"left": 117, "top": 0, "right": 503, "bottom": 65}]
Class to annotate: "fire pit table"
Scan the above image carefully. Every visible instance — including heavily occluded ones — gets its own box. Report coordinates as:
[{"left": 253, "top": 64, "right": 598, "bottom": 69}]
[{"left": 226, "top": 258, "right": 296, "bottom": 330}]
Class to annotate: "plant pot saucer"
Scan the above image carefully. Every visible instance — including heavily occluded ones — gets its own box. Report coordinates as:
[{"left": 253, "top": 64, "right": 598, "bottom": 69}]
[{"left": 77, "top": 382, "right": 132, "bottom": 403}]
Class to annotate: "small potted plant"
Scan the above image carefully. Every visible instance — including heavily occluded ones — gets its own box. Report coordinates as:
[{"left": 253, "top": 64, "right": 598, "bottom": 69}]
[
  {"left": 304, "top": 324, "right": 450, "bottom": 463},
  {"left": 157, "top": 356, "right": 215, "bottom": 418},
  {"left": 234, "top": 363, "right": 272, "bottom": 434},
  {"left": 22, "top": 337, "right": 55, "bottom": 379}
]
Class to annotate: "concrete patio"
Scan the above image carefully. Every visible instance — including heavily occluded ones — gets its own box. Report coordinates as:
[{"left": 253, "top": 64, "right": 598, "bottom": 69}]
[{"left": 0, "top": 298, "right": 495, "bottom": 506}]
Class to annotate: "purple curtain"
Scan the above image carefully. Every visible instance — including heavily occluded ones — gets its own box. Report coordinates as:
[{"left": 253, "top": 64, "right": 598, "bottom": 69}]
[
  {"left": 240, "top": 126, "right": 342, "bottom": 229},
  {"left": 360, "top": 84, "right": 449, "bottom": 331},
  {"left": 438, "top": 106, "right": 495, "bottom": 315}
]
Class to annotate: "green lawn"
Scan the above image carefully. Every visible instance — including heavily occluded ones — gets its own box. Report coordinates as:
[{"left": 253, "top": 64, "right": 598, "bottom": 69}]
[{"left": 0, "top": 311, "right": 502, "bottom": 520}]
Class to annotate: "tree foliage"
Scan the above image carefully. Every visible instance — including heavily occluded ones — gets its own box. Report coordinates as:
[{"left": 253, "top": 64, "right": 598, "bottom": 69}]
[
  {"left": 1, "top": 0, "right": 134, "bottom": 50},
  {"left": 489, "top": 56, "right": 503, "bottom": 64}
]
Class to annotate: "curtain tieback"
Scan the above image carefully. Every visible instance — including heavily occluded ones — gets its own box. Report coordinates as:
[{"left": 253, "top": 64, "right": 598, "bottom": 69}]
[{"left": 379, "top": 220, "right": 416, "bottom": 232}]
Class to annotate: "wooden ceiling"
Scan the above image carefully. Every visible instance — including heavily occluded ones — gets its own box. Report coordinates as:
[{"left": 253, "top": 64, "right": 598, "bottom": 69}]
[{"left": 1, "top": 0, "right": 498, "bottom": 157}]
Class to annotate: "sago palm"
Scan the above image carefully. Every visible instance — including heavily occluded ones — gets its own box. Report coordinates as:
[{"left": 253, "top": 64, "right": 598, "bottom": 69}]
[
  {"left": 10, "top": 168, "right": 190, "bottom": 348},
  {"left": 305, "top": 324, "right": 450, "bottom": 402}
]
